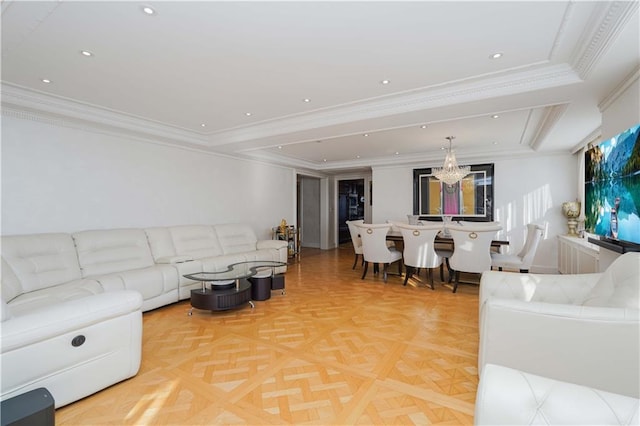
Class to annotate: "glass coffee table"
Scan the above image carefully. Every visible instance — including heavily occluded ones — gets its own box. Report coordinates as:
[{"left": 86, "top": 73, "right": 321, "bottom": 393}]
[{"left": 184, "top": 261, "right": 286, "bottom": 315}]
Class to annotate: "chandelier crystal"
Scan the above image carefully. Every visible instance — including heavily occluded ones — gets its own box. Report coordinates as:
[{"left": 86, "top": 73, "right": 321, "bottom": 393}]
[{"left": 432, "top": 136, "right": 470, "bottom": 185}]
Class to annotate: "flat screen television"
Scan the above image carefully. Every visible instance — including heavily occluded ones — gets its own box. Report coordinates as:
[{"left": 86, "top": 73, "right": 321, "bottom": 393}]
[{"left": 584, "top": 123, "right": 640, "bottom": 250}]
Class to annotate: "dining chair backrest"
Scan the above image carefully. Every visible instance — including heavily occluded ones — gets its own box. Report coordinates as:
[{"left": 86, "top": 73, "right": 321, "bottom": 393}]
[
  {"left": 357, "top": 223, "right": 396, "bottom": 263},
  {"left": 517, "top": 223, "right": 544, "bottom": 266},
  {"left": 448, "top": 224, "right": 502, "bottom": 274},
  {"left": 346, "top": 219, "right": 365, "bottom": 255},
  {"left": 397, "top": 223, "right": 443, "bottom": 269}
]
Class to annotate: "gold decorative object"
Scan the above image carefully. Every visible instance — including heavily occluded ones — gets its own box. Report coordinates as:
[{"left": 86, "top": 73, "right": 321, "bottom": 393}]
[
  {"left": 561, "top": 201, "right": 581, "bottom": 236},
  {"left": 279, "top": 219, "right": 287, "bottom": 234}
]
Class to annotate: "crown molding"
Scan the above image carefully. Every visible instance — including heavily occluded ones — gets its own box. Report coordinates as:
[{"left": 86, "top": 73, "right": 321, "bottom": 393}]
[
  {"left": 571, "top": 1, "right": 639, "bottom": 79},
  {"left": 598, "top": 67, "right": 640, "bottom": 112},
  {"left": 206, "top": 63, "right": 582, "bottom": 146},
  {"left": 0, "top": 83, "right": 209, "bottom": 147},
  {"left": 529, "top": 104, "right": 570, "bottom": 151},
  {"left": 571, "top": 127, "right": 602, "bottom": 154}
]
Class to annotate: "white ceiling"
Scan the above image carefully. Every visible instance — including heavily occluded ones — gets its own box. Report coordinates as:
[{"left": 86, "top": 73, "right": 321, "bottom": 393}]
[{"left": 2, "top": 1, "right": 639, "bottom": 174}]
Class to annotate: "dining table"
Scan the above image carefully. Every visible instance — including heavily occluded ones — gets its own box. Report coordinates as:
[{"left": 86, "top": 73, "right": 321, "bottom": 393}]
[{"left": 385, "top": 230, "right": 510, "bottom": 250}]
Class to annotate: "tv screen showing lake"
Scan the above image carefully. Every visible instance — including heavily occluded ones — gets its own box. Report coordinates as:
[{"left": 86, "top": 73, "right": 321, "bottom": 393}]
[{"left": 585, "top": 124, "right": 640, "bottom": 245}]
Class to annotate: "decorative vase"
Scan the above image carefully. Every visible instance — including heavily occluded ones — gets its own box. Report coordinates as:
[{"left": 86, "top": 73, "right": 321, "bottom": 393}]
[{"left": 561, "top": 201, "right": 581, "bottom": 236}]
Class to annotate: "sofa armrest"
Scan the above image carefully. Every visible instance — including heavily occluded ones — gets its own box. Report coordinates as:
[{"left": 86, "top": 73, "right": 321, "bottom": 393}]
[
  {"left": 479, "top": 298, "right": 640, "bottom": 397},
  {"left": 1, "top": 291, "right": 143, "bottom": 352},
  {"left": 479, "top": 270, "right": 601, "bottom": 307},
  {"left": 475, "top": 364, "right": 640, "bottom": 425},
  {"left": 257, "top": 240, "right": 288, "bottom": 250}
]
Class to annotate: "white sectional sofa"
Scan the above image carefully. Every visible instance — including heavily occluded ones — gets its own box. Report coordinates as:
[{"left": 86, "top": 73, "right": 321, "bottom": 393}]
[{"left": 1, "top": 223, "right": 287, "bottom": 408}]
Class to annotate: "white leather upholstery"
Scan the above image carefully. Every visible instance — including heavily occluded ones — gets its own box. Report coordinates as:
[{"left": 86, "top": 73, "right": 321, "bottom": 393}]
[
  {"left": 479, "top": 252, "right": 640, "bottom": 398},
  {"left": 357, "top": 223, "right": 403, "bottom": 282},
  {"left": 475, "top": 364, "right": 640, "bottom": 425},
  {"left": 397, "top": 223, "right": 442, "bottom": 288},
  {"left": 1, "top": 291, "right": 143, "bottom": 408},
  {"left": 491, "top": 223, "right": 544, "bottom": 272},
  {"left": 1, "top": 223, "right": 287, "bottom": 406},
  {"left": 447, "top": 223, "right": 501, "bottom": 292},
  {"left": 2, "top": 233, "right": 83, "bottom": 294},
  {"left": 448, "top": 224, "right": 502, "bottom": 274},
  {"left": 346, "top": 219, "right": 364, "bottom": 255}
]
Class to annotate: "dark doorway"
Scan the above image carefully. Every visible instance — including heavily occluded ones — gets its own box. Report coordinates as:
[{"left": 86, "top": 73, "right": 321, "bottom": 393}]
[{"left": 338, "top": 179, "right": 365, "bottom": 244}]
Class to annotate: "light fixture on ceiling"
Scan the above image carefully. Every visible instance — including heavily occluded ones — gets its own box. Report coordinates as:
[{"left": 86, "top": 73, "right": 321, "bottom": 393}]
[
  {"left": 80, "top": 50, "right": 93, "bottom": 57},
  {"left": 303, "top": 98, "right": 311, "bottom": 103},
  {"left": 142, "top": 6, "right": 155, "bottom": 15},
  {"left": 432, "top": 136, "right": 470, "bottom": 185},
  {"left": 492, "top": 114, "right": 499, "bottom": 119},
  {"left": 380, "top": 79, "right": 390, "bottom": 85},
  {"left": 490, "top": 52, "right": 503, "bottom": 59},
  {"left": 41, "top": 79, "right": 52, "bottom": 84}
]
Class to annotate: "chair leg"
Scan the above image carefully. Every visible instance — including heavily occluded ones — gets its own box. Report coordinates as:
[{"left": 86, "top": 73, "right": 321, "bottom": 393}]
[
  {"left": 398, "top": 260, "right": 402, "bottom": 275},
  {"left": 352, "top": 254, "right": 359, "bottom": 269},
  {"left": 373, "top": 263, "right": 379, "bottom": 275},
  {"left": 383, "top": 263, "right": 389, "bottom": 283},
  {"left": 439, "top": 264, "right": 444, "bottom": 282},
  {"left": 403, "top": 266, "right": 413, "bottom": 286},
  {"left": 520, "top": 269, "right": 528, "bottom": 273},
  {"left": 428, "top": 268, "right": 435, "bottom": 290},
  {"left": 498, "top": 267, "right": 503, "bottom": 271},
  {"left": 452, "top": 271, "right": 460, "bottom": 293},
  {"left": 361, "top": 262, "right": 369, "bottom": 280}
]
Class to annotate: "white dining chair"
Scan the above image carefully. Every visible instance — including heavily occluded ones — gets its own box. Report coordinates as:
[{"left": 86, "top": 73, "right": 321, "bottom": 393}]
[
  {"left": 447, "top": 223, "right": 502, "bottom": 293},
  {"left": 396, "top": 223, "right": 443, "bottom": 289},
  {"left": 356, "top": 223, "right": 403, "bottom": 283},
  {"left": 491, "top": 223, "right": 544, "bottom": 273},
  {"left": 345, "top": 219, "right": 365, "bottom": 269}
]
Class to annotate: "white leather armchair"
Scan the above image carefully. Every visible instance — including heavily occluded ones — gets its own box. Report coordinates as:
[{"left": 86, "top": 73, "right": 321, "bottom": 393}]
[
  {"left": 479, "top": 252, "right": 640, "bottom": 398},
  {"left": 475, "top": 364, "right": 640, "bottom": 425}
]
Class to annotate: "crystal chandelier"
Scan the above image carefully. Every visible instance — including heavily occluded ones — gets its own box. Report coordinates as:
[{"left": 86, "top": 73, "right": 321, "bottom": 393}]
[{"left": 432, "top": 136, "right": 470, "bottom": 185}]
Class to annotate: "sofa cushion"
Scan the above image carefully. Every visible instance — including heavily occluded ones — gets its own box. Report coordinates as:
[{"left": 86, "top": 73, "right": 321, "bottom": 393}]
[
  {"left": 6, "top": 279, "right": 104, "bottom": 317},
  {"left": 73, "top": 229, "right": 155, "bottom": 277},
  {"left": 168, "top": 225, "right": 223, "bottom": 259},
  {"left": 582, "top": 252, "right": 640, "bottom": 309},
  {"left": 2, "top": 233, "right": 82, "bottom": 296},
  {"left": 214, "top": 224, "right": 258, "bottom": 255},
  {"left": 144, "top": 227, "right": 177, "bottom": 262}
]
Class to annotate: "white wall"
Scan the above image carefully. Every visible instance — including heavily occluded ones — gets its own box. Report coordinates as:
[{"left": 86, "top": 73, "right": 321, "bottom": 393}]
[
  {"left": 602, "top": 77, "right": 639, "bottom": 141},
  {"left": 372, "top": 154, "right": 578, "bottom": 273},
  {"left": 1, "top": 116, "right": 295, "bottom": 239}
]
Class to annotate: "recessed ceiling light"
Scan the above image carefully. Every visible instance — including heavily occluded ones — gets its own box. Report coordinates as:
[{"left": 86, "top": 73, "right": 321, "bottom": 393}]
[
  {"left": 363, "top": 133, "right": 369, "bottom": 137},
  {"left": 420, "top": 125, "right": 427, "bottom": 129},
  {"left": 492, "top": 114, "right": 499, "bottom": 119},
  {"left": 490, "top": 52, "right": 503, "bottom": 59},
  {"left": 245, "top": 112, "right": 252, "bottom": 116},
  {"left": 142, "top": 6, "right": 155, "bottom": 15},
  {"left": 303, "top": 98, "right": 311, "bottom": 103},
  {"left": 493, "top": 141, "right": 499, "bottom": 145},
  {"left": 80, "top": 50, "right": 93, "bottom": 57},
  {"left": 381, "top": 79, "right": 390, "bottom": 85},
  {"left": 278, "top": 145, "right": 282, "bottom": 149},
  {"left": 323, "top": 159, "right": 327, "bottom": 162},
  {"left": 395, "top": 152, "right": 400, "bottom": 155},
  {"left": 200, "top": 123, "right": 206, "bottom": 127},
  {"left": 356, "top": 155, "right": 361, "bottom": 159},
  {"left": 41, "top": 78, "right": 52, "bottom": 84}
]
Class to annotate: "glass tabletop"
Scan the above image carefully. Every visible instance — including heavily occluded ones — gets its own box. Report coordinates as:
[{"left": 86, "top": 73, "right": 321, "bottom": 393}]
[{"left": 183, "top": 260, "right": 287, "bottom": 282}]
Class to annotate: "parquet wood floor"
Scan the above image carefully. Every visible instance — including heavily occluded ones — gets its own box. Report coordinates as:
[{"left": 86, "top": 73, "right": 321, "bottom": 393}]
[{"left": 56, "top": 245, "right": 482, "bottom": 425}]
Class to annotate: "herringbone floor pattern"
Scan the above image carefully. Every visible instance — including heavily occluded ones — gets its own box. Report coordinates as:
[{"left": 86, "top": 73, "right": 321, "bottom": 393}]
[{"left": 56, "top": 245, "right": 482, "bottom": 425}]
